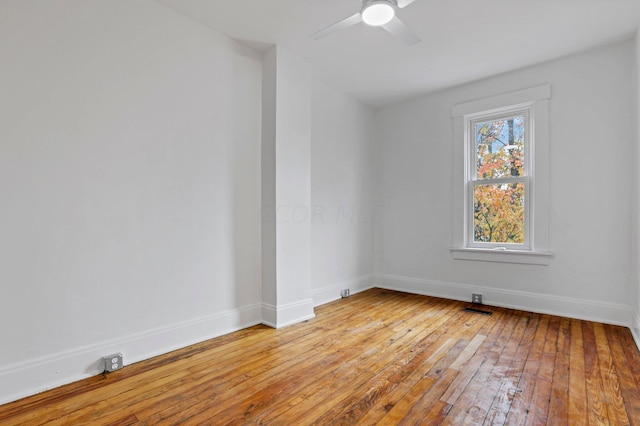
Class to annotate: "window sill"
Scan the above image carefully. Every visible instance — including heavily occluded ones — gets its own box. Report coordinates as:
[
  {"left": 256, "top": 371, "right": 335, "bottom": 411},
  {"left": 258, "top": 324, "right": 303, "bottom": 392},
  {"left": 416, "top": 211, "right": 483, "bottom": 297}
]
[{"left": 450, "top": 247, "right": 553, "bottom": 265}]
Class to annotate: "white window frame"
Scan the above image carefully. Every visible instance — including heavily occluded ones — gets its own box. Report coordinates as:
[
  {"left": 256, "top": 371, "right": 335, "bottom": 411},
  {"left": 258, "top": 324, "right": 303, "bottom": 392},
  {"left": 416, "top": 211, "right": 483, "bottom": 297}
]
[
  {"left": 466, "top": 106, "right": 531, "bottom": 250},
  {"left": 450, "top": 85, "right": 552, "bottom": 265}
]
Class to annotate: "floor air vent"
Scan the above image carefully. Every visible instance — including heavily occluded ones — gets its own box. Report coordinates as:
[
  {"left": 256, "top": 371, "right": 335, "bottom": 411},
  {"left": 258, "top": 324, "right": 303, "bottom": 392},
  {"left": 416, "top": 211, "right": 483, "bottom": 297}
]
[{"left": 463, "top": 307, "right": 493, "bottom": 316}]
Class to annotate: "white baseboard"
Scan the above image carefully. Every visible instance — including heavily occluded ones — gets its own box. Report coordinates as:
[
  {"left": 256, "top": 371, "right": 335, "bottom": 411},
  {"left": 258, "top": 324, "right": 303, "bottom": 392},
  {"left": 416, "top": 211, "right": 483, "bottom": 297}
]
[
  {"left": 0, "top": 304, "right": 262, "bottom": 406},
  {"left": 261, "top": 303, "right": 277, "bottom": 328},
  {"left": 261, "top": 298, "right": 315, "bottom": 329},
  {"left": 311, "top": 274, "right": 375, "bottom": 306},
  {"left": 377, "top": 274, "right": 633, "bottom": 327},
  {"left": 632, "top": 311, "right": 640, "bottom": 352}
]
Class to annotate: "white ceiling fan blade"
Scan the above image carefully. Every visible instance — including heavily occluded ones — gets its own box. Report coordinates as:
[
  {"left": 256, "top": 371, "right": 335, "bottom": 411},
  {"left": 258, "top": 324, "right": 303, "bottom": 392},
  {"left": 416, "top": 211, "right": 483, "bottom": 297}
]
[
  {"left": 311, "top": 12, "right": 362, "bottom": 40},
  {"left": 396, "top": 0, "right": 417, "bottom": 9},
  {"left": 381, "top": 16, "right": 421, "bottom": 45}
]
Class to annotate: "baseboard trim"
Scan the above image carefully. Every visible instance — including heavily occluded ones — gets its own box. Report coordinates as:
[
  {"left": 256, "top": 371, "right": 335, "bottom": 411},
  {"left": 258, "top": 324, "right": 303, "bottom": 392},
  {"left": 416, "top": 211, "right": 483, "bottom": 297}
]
[
  {"left": 311, "top": 274, "right": 375, "bottom": 306},
  {"left": 261, "top": 303, "right": 277, "bottom": 328},
  {"left": 632, "top": 311, "right": 640, "bottom": 352},
  {"left": 261, "top": 298, "right": 315, "bottom": 329},
  {"left": 376, "top": 274, "right": 633, "bottom": 327},
  {"left": 0, "top": 303, "right": 262, "bottom": 406}
]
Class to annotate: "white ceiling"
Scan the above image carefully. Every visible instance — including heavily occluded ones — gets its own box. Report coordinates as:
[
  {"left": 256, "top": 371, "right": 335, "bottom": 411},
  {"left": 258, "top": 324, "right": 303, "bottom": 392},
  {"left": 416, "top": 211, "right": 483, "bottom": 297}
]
[
  {"left": 1, "top": 1, "right": 639, "bottom": 108},
  {"left": 157, "top": 0, "right": 640, "bottom": 107}
]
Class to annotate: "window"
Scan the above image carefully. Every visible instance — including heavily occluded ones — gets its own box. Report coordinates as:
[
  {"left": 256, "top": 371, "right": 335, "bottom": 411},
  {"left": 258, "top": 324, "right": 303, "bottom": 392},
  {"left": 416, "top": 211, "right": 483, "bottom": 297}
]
[
  {"left": 468, "top": 108, "right": 530, "bottom": 249},
  {"left": 450, "top": 85, "right": 552, "bottom": 265}
]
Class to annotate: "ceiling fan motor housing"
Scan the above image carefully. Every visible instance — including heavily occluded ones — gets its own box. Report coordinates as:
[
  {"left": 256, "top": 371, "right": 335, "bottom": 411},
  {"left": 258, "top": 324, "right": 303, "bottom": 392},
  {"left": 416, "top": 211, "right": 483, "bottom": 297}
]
[{"left": 361, "top": 0, "right": 398, "bottom": 26}]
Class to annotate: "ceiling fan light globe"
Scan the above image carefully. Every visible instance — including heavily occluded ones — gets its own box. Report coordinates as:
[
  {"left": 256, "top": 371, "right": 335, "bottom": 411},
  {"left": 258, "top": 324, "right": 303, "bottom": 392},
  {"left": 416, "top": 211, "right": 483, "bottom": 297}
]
[{"left": 361, "top": 2, "right": 395, "bottom": 26}]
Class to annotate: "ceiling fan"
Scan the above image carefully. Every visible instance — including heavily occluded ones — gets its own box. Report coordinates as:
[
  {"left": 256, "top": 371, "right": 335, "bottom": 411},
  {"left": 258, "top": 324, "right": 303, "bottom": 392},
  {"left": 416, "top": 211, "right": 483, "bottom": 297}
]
[{"left": 311, "top": 0, "right": 420, "bottom": 46}]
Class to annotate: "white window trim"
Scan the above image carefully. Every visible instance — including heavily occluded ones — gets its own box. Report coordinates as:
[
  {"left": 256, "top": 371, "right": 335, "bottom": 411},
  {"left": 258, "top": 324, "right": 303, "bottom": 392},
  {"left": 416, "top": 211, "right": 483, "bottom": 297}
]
[{"left": 450, "top": 84, "right": 552, "bottom": 265}]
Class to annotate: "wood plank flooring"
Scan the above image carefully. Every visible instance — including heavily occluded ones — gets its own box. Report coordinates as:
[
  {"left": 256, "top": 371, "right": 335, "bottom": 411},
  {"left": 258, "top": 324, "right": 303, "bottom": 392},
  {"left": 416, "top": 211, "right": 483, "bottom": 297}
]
[{"left": 1, "top": 288, "right": 640, "bottom": 425}]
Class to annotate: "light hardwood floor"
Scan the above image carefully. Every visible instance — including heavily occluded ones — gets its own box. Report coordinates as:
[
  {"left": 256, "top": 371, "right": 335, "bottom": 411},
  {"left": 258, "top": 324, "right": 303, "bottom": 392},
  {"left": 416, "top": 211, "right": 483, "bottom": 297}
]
[{"left": 1, "top": 288, "right": 639, "bottom": 425}]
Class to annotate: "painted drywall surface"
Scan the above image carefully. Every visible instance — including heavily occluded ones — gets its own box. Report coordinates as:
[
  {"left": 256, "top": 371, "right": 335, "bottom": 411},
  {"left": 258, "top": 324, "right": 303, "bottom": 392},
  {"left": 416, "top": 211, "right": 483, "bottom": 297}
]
[
  {"left": 261, "top": 46, "right": 315, "bottom": 326},
  {"left": 375, "top": 41, "right": 634, "bottom": 313},
  {"left": 633, "top": 32, "right": 640, "bottom": 342},
  {"left": 274, "top": 47, "right": 313, "bottom": 310},
  {"left": 310, "top": 81, "right": 376, "bottom": 304},
  {"left": 0, "top": 0, "right": 262, "bottom": 402},
  {"left": 261, "top": 47, "right": 278, "bottom": 311}
]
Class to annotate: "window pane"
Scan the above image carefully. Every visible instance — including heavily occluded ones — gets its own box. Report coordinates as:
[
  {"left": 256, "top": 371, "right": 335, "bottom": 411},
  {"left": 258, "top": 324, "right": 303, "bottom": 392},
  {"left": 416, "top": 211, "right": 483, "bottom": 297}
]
[
  {"left": 475, "top": 115, "right": 525, "bottom": 179},
  {"left": 473, "top": 182, "right": 525, "bottom": 244}
]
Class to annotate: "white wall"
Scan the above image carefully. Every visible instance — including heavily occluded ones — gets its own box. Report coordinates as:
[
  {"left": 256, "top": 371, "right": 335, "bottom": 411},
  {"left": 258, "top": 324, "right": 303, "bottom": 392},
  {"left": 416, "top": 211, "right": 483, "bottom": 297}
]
[
  {"left": 633, "top": 32, "right": 640, "bottom": 345},
  {"left": 0, "top": 0, "right": 263, "bottom": 404},
  {"left": 311, "top": 81, "right": 377, "bottom": 305},
  {"left": 261, "top": 46, "right": 315, "bottom": 327},
  {"left": 376, "top": 41, "right": 635, "bottom": 325}
]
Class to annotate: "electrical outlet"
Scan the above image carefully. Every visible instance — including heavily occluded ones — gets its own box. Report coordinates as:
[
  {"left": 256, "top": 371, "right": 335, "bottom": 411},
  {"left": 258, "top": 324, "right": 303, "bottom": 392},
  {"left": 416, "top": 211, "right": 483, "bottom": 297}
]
[
  {"left": 103, "top": 353, "right": 123, "bottom": 372},
  {"left": 472, "top": 294, "right": 483, "bottom": 304},
  {"left": 341, "top": 289, "right": 350, "bottom": 298}
]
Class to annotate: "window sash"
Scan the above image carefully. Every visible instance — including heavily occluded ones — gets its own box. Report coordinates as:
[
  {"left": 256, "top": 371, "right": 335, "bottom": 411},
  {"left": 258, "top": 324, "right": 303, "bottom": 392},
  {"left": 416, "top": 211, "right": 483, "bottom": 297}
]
[
  {"left": 469, "top": 110, "right": 530, "bottom": 177},
  {"left": 465, "top": 107, "right": 532, "bottom": 250},
  {"left": 467, "top": 177, "right": 530, "bottom": 249}
]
